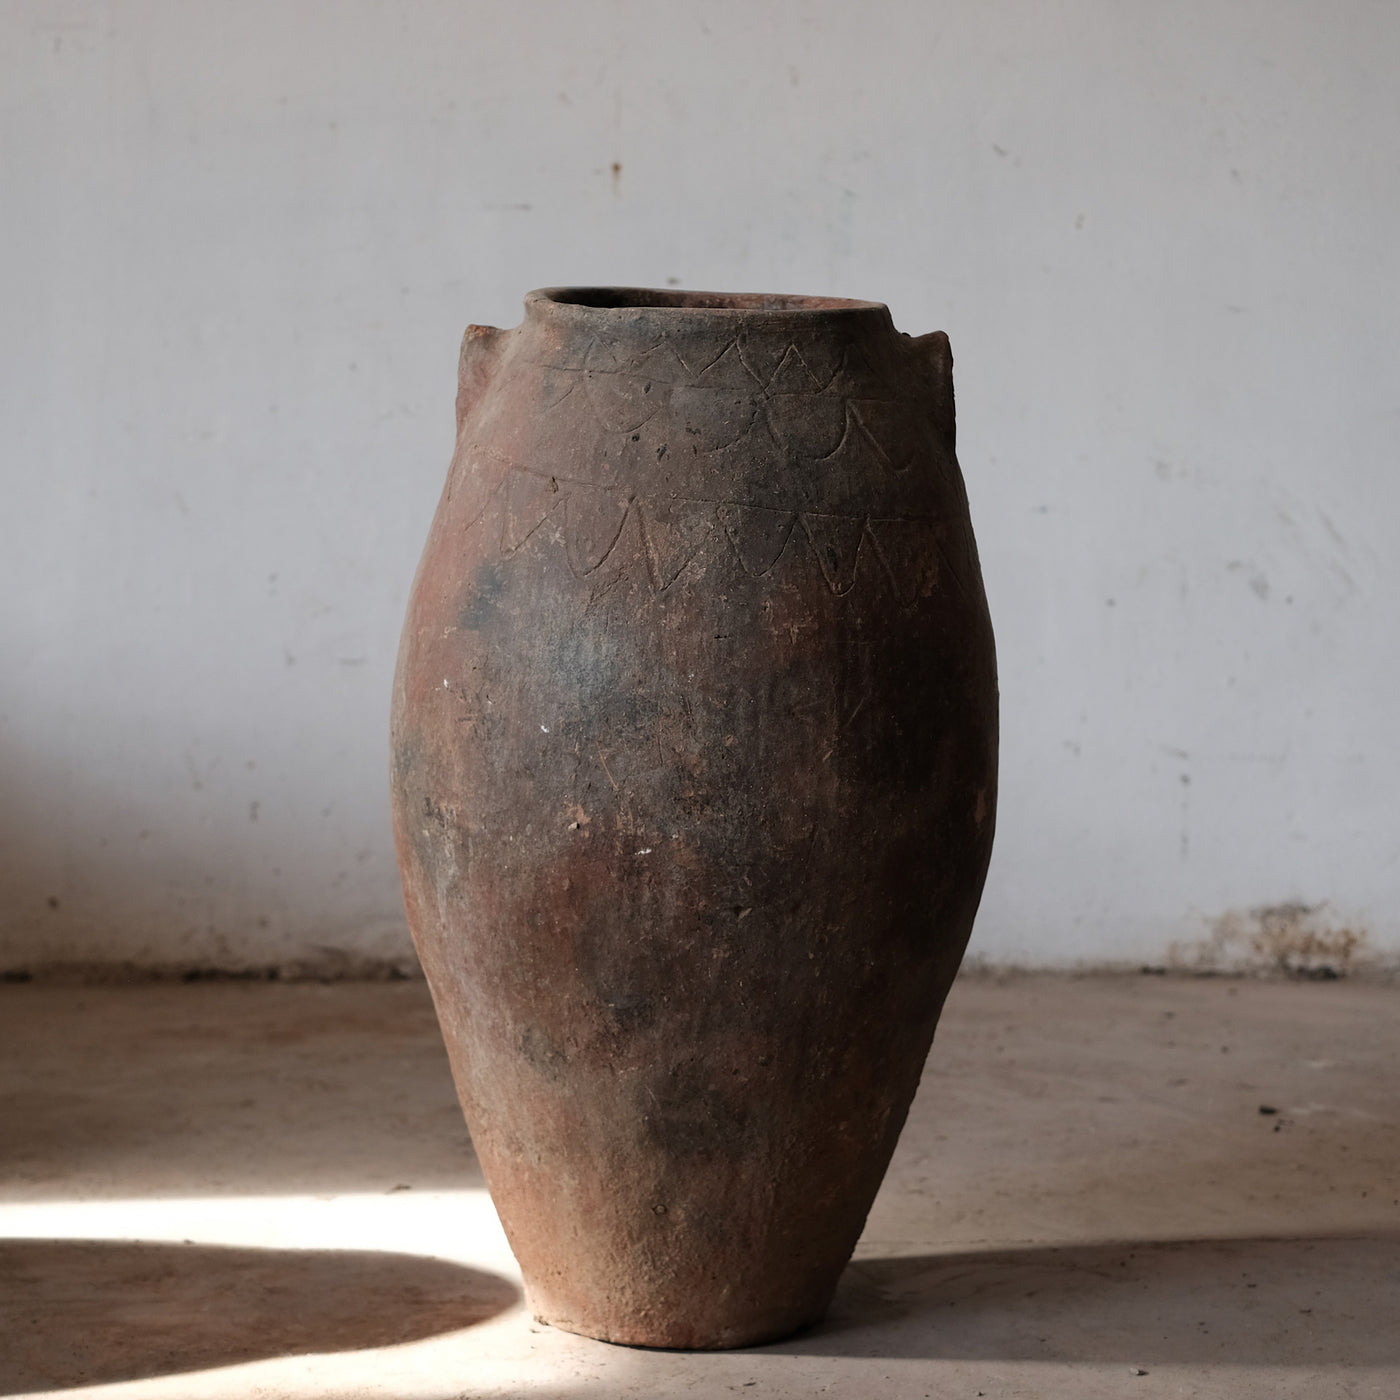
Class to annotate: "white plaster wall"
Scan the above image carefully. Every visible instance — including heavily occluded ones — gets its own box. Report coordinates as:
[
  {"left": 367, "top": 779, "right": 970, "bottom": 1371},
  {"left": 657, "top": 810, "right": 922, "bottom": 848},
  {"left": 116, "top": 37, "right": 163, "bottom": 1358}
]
[{"left": 2, "top": 1, "right": 1397, "bottom": 972}]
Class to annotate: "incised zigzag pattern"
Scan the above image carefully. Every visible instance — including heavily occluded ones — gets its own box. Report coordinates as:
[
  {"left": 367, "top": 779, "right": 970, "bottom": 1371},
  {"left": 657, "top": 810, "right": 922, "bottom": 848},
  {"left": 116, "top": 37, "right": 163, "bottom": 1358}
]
[{"left": 453, "top": 328, "right": 977, "bottom": 602}]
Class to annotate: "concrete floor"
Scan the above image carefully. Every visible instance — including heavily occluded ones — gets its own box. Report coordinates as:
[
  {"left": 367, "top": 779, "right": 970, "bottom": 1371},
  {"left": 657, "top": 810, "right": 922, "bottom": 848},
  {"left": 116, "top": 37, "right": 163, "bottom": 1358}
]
[{"left": 2, "top": 971, "right": 1397, "bottom": 1398}]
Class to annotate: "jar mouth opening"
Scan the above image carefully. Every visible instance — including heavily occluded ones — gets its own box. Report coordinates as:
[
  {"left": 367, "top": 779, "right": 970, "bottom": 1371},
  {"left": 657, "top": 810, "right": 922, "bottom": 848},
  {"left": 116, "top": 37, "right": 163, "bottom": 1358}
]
[{"left": 527, "top": 286, "right": 886, "bottom": 315}]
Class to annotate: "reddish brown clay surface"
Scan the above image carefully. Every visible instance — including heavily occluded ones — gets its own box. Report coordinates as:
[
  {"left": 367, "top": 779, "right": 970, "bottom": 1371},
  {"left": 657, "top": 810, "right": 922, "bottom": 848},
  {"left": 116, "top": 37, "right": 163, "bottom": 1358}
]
[{"left": 390, "top": 287, "right": 998, "bottom": 1348}]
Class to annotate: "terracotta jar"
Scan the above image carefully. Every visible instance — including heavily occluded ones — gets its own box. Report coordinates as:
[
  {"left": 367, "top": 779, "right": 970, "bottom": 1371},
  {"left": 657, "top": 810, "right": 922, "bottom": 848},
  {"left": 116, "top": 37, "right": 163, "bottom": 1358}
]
[{"left": 390, "top": 287, "right": 997, "bottom": 1348}]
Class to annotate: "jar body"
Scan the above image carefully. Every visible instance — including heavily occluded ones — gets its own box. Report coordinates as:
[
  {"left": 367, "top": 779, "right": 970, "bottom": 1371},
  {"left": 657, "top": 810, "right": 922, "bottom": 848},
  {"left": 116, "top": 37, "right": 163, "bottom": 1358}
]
[{"left": 390, "top": 288, "right": 998, "bottom": 1348}]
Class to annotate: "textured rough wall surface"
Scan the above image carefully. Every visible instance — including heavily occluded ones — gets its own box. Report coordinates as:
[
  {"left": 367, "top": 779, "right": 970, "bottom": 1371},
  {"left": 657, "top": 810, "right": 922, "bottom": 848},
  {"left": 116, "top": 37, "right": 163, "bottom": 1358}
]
[{"left": 1, "top": 1, "right": 1397, "bottom": 973}]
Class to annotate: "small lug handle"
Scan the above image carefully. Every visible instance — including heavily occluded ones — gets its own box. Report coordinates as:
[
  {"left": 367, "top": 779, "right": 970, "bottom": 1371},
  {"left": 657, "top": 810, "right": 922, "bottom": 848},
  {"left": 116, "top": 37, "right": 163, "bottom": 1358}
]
[
  {"left": 911, "top": 329, "right": 955, "bottom": 450},
  {"left": 456, "top": 324, "right": 506, "bottom": 434}
]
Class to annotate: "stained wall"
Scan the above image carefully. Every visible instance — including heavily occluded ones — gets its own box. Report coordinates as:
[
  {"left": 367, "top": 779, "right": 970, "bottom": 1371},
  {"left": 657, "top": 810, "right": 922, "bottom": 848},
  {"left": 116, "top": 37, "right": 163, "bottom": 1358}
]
[{"left": 2, "top": 1, "right": 1396, "bottom": 972}]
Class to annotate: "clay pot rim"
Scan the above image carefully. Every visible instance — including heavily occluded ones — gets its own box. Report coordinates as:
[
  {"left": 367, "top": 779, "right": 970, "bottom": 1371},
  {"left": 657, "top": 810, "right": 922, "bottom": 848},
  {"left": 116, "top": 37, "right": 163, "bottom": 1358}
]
[{"left": 526, "top": 285, "right": 893, "bottom": 327}]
